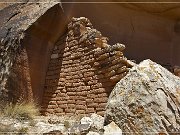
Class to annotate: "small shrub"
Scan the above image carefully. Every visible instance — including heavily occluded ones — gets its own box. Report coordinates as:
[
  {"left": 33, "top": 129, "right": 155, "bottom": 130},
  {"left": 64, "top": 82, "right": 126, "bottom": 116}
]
[
  {"left": 1, "top": 101, "right": 39, "bottom": 120},
  {"left": 17, "top": 127, "right": 28, "bottom": 134},
  {"left": 75, "top": 114, "right": 85, "bottom": 121},
  {"left": 64, "top": 121, "right": 70, "bottom": 129},
  {"left": 29, "top": 119, "right": 36, "bottom": 126}
]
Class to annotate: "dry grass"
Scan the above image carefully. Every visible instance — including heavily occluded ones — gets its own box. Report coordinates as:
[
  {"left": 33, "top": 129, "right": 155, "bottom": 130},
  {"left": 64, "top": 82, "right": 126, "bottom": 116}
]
[{"left": 0, "top": 101, "right": 39, "bottom": 120}]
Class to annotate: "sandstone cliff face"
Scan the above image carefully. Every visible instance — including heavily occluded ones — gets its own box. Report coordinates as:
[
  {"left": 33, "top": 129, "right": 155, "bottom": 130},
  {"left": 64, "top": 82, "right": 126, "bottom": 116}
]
[
  {"left": 0, "top": 0, "right": 61, "bottom": 100},
  {"left": 6, "top": 48, "right": 33, "bottom": 102},
  {"left": 105, "top": 59, "right": 180, "bottom": 134},
  {"left": 62, "top": 0, "right": 180, "bottom": 67}
]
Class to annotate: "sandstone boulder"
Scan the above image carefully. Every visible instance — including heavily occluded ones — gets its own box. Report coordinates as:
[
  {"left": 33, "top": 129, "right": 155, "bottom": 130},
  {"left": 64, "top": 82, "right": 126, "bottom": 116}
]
[
  {"left": 105, "top": 59, "right": 180, "bottom": 135},
  {"left": 90, "top": 113, "right": 104, "bottom": 131},
  {"left": 104, "top": 121, "right": 122, "bottom": 135},
  {"left": 80, "top": 117, "right": 93, "bottom": 126},
  {"left": 68, "top": 123, "right": 91, "bottom": 135},
  {"left": 86, "top": 131, "right": 100, "bottom": 135},
  {"left": 68, "top": 113, "right": 104, "bottom": 134}
]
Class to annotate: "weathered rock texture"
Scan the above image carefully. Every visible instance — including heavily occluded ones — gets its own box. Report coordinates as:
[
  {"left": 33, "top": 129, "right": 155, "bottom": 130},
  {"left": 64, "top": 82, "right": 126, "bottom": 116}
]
[
  {"left": 41, "top": 17, "right": 132, "bottom": 116},
  {"left": 0, "top": 0, "right": 61, "bottom": 99},
  {"left": 66, "top": 113, "right": 121, "bottom": 135},
  {"left": 104, "top": 121, "right": 122, "bottom": 135},
  {"left": 105, "top": 59, "right": 180, "bottom": 135},
  {"left": 6, "top": 47, "right": 33, "bottom": 102}
]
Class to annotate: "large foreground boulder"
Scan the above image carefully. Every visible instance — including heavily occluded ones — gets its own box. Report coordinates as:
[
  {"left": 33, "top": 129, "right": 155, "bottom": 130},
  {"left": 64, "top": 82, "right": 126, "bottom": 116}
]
[{"left": 105, "top": 59, "right": 180, "bottom": 135}]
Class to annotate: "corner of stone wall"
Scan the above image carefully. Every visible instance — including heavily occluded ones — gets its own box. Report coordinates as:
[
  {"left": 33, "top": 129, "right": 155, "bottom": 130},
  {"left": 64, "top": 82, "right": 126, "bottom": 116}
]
[{"left": 41, "top": 17, "right": 133, "bottom": 116}]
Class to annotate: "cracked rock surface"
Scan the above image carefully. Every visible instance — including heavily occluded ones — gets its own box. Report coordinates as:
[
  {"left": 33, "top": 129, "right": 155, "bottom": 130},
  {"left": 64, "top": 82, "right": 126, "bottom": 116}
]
[
  {"left": 0, "top": 0, "right": 60, "bottom": 97},
  {"left": 105, "top": 59, "right": 180, "bottom": 135}
]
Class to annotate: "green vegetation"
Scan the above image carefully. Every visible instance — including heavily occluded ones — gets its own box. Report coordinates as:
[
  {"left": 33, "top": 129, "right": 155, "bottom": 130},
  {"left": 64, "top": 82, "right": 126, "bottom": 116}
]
[
  {"left": 17, "top": 127, "right": 29, "bottom": 134},
  {"left": 64, "top": 120, "right": 70, "bottom": 129}
]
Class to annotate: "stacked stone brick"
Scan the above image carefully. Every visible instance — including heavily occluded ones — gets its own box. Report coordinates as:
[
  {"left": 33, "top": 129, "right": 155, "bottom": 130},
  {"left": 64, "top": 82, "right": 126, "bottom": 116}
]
[{"left": 41, "top": 17, "right": 132, "bottom": 116}]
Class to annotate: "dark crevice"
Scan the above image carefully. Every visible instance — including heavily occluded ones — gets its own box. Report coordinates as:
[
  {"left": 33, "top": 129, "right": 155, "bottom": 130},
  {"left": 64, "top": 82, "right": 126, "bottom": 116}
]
[
  {"left": 167, "top": 101, "right": 176, "bottom": 115},
  {"left": 161, "top": 119, "right": 170, "bottom": 133},
  {"left": 6, "top": 12, "right": 21, "bottom": 23},
  {"left": 157, "top": 88, "right": 168, "bottom": 97},
  {"left": 5, "top": 28, "right": 12, "bottom": 38}
]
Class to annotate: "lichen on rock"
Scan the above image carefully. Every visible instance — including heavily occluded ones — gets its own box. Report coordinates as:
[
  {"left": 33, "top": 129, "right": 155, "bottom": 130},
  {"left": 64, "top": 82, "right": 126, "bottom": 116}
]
[{"left": 105, "top": 59, "right": 180, "bottom": 135}]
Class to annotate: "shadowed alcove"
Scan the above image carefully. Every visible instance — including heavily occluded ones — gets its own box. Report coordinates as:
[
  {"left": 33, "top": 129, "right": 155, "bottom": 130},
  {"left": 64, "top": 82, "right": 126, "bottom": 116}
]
[{"left": 22, "top": 4, "right": 68, "bottom": 104}]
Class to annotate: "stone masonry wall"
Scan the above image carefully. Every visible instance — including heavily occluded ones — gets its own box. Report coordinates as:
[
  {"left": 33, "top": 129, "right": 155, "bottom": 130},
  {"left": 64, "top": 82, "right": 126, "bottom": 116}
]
[{"left": 41, "top": 17, "right": 132, "bottom": 116}]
